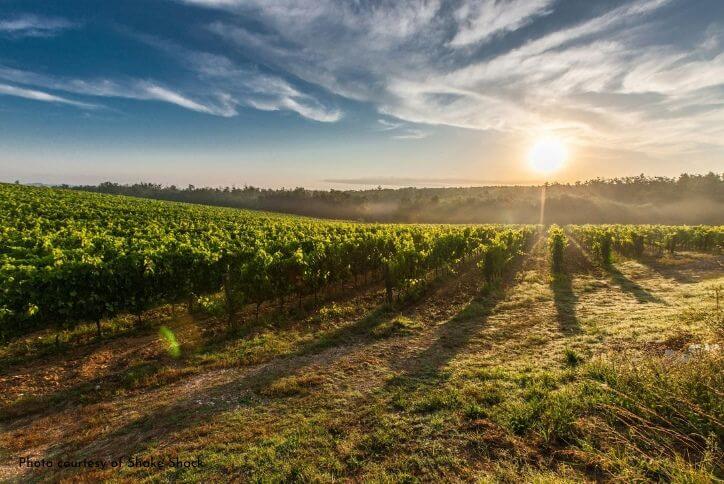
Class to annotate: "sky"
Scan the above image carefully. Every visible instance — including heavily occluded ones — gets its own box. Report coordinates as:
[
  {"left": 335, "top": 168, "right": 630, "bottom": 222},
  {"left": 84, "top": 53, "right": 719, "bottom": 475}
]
[{"left": 0, "top": 0, "right": 723, "bottom": 189}]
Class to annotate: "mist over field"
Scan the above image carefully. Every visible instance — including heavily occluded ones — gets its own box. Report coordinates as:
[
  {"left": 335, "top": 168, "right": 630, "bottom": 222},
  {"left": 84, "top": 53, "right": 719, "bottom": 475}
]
[{"left": 72, "top": 172, "right": 724, "bottom": 225}]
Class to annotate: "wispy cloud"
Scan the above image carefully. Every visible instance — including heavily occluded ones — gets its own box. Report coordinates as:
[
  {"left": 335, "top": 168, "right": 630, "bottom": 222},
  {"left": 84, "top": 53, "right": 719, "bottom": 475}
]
[
  {"left": 126, "top": 33, "right": 342, "bottom": 122},
  {"left": 177, "top": 49, "right": 342, "bottom": 122},
  {"left": 450, "top": 0, "right": 554, "bottom": 47},
  {"left": 392, "top": 129, "right": 429, "bottom": 140},
  {"left": 183, "top": 0, "right": 441, "bottom": 42},
  {"left": 0, "top": 21, "right": 341, "bottom": 121},
  {"left": 199, "top": 1, "right": 446, "bottom": 104},
  {"left": 4, "top": 0, "right": 723, "bottom": 163},
  {"left": 254, "top": 96, "right": 341, "bottom": 122},
  {"left": 376, "top": 118, "right": 428, "bottom": 140},
  {"left": 141, "top": 83, "right": 236, "bottom": 116},
  {"left": 377, "top": 119, "right": 403, "bottom": 131},
  {"left": 185, "top": 0, "right": 724, "bottom": 157},
  {"left": 0, "top": 14, "right": 76, "bottom": 38},
  {"left": 0, "top": 83, "right": 95, "bottom": 108},
  {"left": 0, "top": 63, "right": 238, "bottom": 116}
]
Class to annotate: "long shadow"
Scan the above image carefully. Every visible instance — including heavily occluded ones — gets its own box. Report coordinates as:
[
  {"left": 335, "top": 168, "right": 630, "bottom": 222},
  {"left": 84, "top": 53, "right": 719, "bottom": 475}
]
[
  {"left": 550, "top": 237, "right": 590, "bottom": 335},
  {"left": 9, "top": 265, "right": 489, "bottom": 481},
  {"left": 291, "top": 254, "right": 504, "bottom": 361},
  {"left": 606, "top": 263, "right": 666, "bottom": 304},
  {"left": 12, "top": 241, "right": 554, "bottom": 482},
  {"left": 12, "top": 322, "right": 389, "bottom": 481},
  {"left": 3, "top": 286, "right": 392, "bottom": 424},
  {"left": 0, "top": 359, "right": 182, "bottom": 422},
  {"left": 383, "top": 239, "right": 534, "bottom": 389},
  {"left": 1, "top": 303, "right": 392, "bottom": 425},
  {"left": 384, "top": 288, "right": 505, "bottom": 395},
  {"left": 551, "top": 273, "right": 580, "bottom": 335},
  {"left": 637, "top": 255, "right": 699, "bottom": 284},
  {"left": 7, "top": 261, "right": 480, "bottom": 443},
  {"left": 1, "top": 272, "right": 383, "bottom": 376},
  {"left": 0, "top": 316, "right": 166, "bottom": 374}
]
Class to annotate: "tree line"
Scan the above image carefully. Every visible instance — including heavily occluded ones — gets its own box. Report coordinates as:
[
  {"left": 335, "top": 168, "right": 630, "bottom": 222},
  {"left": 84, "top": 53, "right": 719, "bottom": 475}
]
[{"left": 65, "top": 172, "right": 723, "bottom": 224}]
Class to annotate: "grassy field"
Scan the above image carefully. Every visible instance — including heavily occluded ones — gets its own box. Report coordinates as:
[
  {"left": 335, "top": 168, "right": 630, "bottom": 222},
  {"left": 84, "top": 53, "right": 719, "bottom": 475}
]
[{"left": 1, "top": 234, "right": 722, "bottom": 482}]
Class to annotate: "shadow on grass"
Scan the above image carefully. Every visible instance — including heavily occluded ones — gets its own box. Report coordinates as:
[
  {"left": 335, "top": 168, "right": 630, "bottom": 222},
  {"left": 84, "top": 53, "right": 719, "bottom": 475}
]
[
  {"left": 7, "top": 319, "right": 389, "bottom": 482},
  {"left": 7, "top": 244, "right": 554, "bottom": 483},
  {"left": 549, "top": 237, "right": 587, "bottom": 335},
  {"left": 551, "top": 273, "right": 580, "bottom": 335},
  {"left": 636, "top": 255, "right": 699, "bottom": 284},
  {"left": 5, "top": 270, "right": 475, "bottom": 481},
  {"left": 0, "top": 276, "right": 383, "bottom": 376},
  {"left": 606, "top": 264, "right": 666, "bottom": 304},
  {"left": 1, "top": 283, "right": 393, "bottom": 427},
  {"left": 0, "top": 316, "right": 163, "bottom": 373},
  {"left": 384, "top": 240, "right": 534, "bottom": 387},
  {"left": 1, "top": 303, "right": 391, "bottom": 424},
  {"left": 294, "top": 306, "right": 392, "bottom": 356},
  {"left": 389, "top": 286, "right": 502, "bottom": 385},
  {"left": 0, "top": 359, "right": 197, "bottom": 422}
]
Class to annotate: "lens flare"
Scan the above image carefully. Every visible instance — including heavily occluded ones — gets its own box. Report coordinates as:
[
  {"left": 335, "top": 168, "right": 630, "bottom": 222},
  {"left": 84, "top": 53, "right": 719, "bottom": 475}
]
[{"left": 159, "top": 326, "right": 181, "bottom": 358}]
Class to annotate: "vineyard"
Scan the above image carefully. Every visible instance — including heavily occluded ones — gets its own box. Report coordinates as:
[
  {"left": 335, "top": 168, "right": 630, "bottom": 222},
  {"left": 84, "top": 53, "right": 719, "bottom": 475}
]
[
  {"left": 568, "top": 224, "right": 723, "bottom": 265},
  {"left": 0, "top": 184, "right": 722, "bottom": 482},
  {"left": 0, "top": 184, "right": 532, "bottom": 339}
]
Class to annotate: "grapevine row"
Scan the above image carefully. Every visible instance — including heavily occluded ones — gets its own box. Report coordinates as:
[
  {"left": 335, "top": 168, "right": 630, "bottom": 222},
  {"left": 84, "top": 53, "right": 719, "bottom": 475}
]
[
  {"left": 568, "top": 224, "right": 723, "bottom": 264},
  {"left": 0, "top": 184, "right": 532, "bottom": 338}
]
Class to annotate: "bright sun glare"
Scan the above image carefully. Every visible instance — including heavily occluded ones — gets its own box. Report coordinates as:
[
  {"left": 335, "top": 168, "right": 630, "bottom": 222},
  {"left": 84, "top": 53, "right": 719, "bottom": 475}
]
[{"left": 528, "top": 137, "right": 568, "bottom": 174}]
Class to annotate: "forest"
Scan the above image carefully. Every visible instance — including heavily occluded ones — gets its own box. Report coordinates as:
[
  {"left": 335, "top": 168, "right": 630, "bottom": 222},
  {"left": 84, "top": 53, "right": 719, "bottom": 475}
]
[{"left": 66, "top": 172, "right": 724, "bottom": 224}]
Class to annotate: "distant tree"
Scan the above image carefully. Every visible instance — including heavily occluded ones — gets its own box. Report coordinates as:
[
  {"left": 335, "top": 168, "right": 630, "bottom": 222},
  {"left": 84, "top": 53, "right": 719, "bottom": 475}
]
[{"left": 69, "top": 172, "right": 723, "bottom": 225}]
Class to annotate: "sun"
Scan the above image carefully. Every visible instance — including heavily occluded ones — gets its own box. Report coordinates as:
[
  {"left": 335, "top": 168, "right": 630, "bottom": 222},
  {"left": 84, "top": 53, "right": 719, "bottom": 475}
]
[{"left": 528, "top": 137, "right": 568, "bottom": 174}]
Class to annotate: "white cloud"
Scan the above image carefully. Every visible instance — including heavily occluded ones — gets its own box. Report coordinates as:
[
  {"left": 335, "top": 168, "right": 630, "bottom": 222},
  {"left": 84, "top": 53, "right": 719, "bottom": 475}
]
[
  {"left": 450, "top": 0, "right": 554, "bottom": 47},
  {"left": 247, "top": 96, "right": 341, "bottom": 122},
  {"left": 0, "top": 14, "right": 75, "bottom": 38},
  {"left": 623, "top": 52, "right": 724, "bottom": 95},
  {"left": 0, "top": 23, "right": 342, "bottom": 122},
  {"left": 201, "top": 0, "right": 675, "bottom": 130},
  {"left": 141, "top": 84, "right": 236, "bottom": 116},
  {"left": 0, "top": 64, "right": 239, "bottom": 116},
  {"left": 392, "top": 128, "right": 429, "bottom": 140},
  {"left": 443, "top": 0, "right": 673, "bottom": 90},
  {"left": 377, "top": 119, "right": 403, "bottom": 131},
  {"left": 127, "top": 33, "right": 342, "bottom": 122},
  {"left": 184, "top": 0, "right": 441, "bottom": 42},
  {"left": 363, "top": 0, "right": 724, "bottom": 156},
  {"left": 376, "top": 118, "right": 428, "bottom": 140},
  {"left": 6, "top": 0, "right": 722, "bottom": 160},
  {"left": 0, "top": 83, "right": 95, "bottom": 108},
  {"left": 182, "top": 52, "right": 342, "bottom": 122}
]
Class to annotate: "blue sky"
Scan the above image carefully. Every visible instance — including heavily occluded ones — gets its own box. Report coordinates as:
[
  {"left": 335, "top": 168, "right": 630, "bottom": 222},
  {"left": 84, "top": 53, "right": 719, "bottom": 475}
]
[{"left": 1, "top": 0, "right": 723, "bottom": 188}]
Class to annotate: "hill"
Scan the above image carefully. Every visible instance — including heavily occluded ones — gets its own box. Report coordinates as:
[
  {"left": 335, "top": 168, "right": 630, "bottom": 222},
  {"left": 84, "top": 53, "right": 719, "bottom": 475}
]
[{"left": 67, "top": 172, "right": 724, "bottom": 224}]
